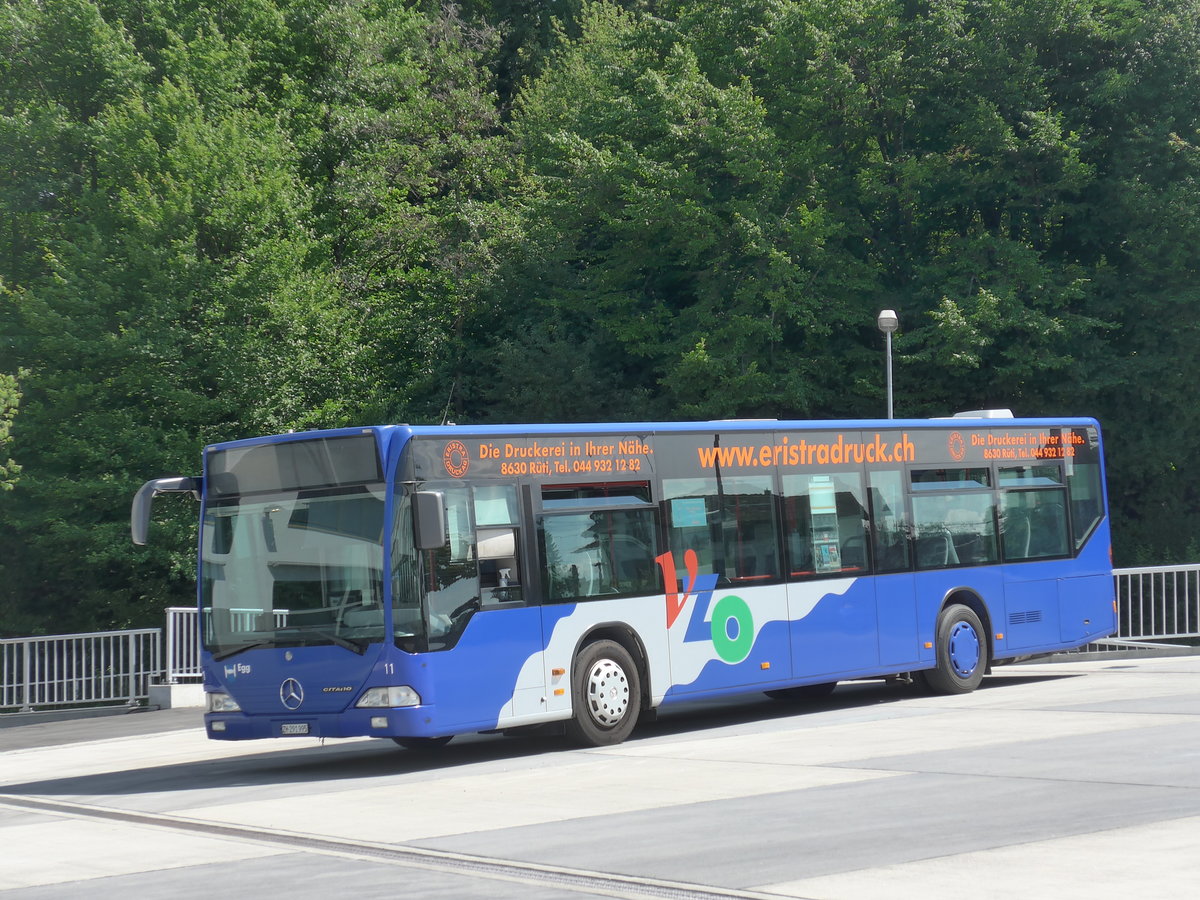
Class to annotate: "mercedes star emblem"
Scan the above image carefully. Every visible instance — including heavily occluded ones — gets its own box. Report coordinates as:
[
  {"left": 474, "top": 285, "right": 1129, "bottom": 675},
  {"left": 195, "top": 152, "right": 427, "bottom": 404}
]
[{"left": 280, "top": 677, "right": 304, "bottom": 710}]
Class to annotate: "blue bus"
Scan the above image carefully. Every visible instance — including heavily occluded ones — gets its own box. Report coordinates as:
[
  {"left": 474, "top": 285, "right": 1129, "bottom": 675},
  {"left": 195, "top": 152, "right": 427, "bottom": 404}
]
[{"left": 132, "top": 413, "right": 1115, "bottom": 748}]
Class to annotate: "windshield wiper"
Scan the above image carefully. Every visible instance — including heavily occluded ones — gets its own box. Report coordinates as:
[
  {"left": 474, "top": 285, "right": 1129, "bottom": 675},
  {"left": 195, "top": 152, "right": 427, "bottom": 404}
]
[
  {"left": 303, "top": 629, "right": 368, "bottom": 655},
  {"left": 214, "top": 631, "right": 367, "bottom": 659},
  {"left": 212, "top": 640, "right": 274, "bottom": 662}
]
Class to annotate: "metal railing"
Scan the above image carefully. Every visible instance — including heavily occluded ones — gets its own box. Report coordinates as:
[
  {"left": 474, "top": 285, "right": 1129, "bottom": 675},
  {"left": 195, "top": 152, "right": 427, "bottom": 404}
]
[
  {"left": 1114, "top": 564, "right": 1200, "bottom": 640},
  {"left": 1, "top": 629, "right": 161, "bottom": 712},
  {"left": 164, "top": 606, "right": 202, "bottom": 683},
  {"left": 1082, "top": 564, "right": 1200, "bottom": 653}
]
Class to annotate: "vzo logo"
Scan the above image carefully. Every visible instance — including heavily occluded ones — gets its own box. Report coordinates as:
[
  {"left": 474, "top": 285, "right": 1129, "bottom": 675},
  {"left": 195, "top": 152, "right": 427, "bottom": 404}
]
[{"left": 656, "top": 550, "right": 754, "bottom": 664}]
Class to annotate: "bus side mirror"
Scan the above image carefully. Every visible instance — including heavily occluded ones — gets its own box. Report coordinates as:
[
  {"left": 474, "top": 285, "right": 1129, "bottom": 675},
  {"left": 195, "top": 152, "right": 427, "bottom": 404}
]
[
  {"left": 131, "top": 476, "right": 201, "bottom": 545},
  {"left": 412, "top": 491, "right": 447, "bottom": 551}
]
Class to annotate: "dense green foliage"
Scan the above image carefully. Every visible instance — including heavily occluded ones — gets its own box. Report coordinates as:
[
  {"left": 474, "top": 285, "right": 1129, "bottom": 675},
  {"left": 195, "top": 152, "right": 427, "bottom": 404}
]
[
  {"left": 0, "top": 369, "right": 19, "bottom": 491},
  {"left": 2, "top": 0, "right": 1199, "bottom": 635}
]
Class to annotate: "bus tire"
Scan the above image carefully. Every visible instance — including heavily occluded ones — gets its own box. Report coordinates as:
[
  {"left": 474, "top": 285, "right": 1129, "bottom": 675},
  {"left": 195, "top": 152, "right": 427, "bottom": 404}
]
[
  {"left": 392, "top": 735, "right": 453, "bottom": 751},
  {"left": 922, "top": 604, "right": 987, "bottom": 694},
  {"left": 566, "top": 640, "right": 642, "bottom": 747},
  {"left": 765, "top": 682, "right": 837, "bottom": 701}
]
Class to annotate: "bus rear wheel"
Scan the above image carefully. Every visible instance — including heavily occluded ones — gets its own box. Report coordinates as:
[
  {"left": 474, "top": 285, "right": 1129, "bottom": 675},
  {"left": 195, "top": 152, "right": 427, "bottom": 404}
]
[
  {"left": 565, "top": 640, "right": 642, "bottom": 747},
  {"left": 921, "top": 603, "right": 987, "bottom": 694}
]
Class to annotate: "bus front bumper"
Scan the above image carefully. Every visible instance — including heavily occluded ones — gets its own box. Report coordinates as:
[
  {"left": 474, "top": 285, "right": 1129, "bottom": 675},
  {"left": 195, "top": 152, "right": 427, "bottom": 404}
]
[{"left": 204, "top": 706, "right": 441, "bottom": 741}]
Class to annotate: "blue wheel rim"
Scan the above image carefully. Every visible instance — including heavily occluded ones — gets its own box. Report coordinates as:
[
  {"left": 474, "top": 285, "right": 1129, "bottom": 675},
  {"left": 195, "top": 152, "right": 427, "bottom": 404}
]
[{"left": 948, "top": 620, "right": 981, "bottom": 678}]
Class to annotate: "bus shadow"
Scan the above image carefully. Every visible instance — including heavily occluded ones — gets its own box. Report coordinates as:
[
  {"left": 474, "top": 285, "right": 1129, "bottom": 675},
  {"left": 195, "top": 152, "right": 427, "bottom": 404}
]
[
  {"left": 0, "top": 730, "right": 555, "bottom": 800},
  {"left": 1, "top": 671, "right": 1082, "bottom": 801},
  {"left": 634, "top": 669, "right": 1082, "bottom": 740}
]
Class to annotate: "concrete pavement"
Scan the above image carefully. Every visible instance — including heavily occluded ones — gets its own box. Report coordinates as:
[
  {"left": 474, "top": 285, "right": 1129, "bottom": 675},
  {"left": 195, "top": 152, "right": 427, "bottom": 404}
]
[{"left": 1, "top": 655, "right": 1198, "bottom": 898}]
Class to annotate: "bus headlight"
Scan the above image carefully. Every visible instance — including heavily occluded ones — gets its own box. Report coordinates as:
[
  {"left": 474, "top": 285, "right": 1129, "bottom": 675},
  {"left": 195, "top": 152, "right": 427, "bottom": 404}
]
[
  {"left": 206, "top": 691, "right": 241, "bottom": 713},
  {"left": 356, "top": 686, "right": 421, "bottom": 708}
]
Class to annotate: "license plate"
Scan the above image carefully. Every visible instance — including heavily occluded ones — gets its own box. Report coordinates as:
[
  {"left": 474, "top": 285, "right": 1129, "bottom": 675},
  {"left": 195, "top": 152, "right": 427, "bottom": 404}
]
[{"left": 281, "top": 723, "right": 309, "bottom": 735}]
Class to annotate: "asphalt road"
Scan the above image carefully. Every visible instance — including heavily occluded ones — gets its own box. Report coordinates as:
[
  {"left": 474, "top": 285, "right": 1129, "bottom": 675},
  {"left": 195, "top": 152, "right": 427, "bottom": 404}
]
[{"left": 2, "top": 655, "right": 1199, "bottom": 899}]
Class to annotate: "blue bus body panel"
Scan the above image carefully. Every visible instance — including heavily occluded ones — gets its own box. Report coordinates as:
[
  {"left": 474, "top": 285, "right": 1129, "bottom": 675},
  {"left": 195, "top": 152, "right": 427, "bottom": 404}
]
[
  {"left": 789, "top": 577, "right": 882, "bottom": 678},
  {"left": 419, "top": 604, "right": 574, "bottom": 733}
]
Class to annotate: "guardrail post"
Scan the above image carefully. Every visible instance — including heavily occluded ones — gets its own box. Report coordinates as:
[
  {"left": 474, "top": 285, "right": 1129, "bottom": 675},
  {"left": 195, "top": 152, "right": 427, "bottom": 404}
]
[
  {"left": 127, "top": 630, "right": 138, "bottom": 707},
  {"left": 21, "top": 638, "right": 32, "bottom": 712},
  {"left": 165, "top": 607, "right": 176, "bottom": 684}
]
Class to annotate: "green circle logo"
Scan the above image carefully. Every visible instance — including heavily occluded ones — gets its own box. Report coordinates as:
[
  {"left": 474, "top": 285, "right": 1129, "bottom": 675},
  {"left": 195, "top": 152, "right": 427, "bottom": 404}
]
[{"left": 710, "top": 595, "right": 754, "bottom": 664}]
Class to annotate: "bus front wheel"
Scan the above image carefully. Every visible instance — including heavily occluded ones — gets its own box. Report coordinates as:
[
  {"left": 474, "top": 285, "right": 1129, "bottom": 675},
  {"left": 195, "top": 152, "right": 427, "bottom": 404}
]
[
  {"left": 566, "top": 640, "right": 642, "bottom": 747},
  {"left": 921, "top": 603, "right": 987, "bottom": 694}
]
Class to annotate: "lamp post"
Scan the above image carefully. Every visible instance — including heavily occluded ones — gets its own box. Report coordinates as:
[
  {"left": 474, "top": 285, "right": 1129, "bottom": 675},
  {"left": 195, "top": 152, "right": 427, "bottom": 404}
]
[{"left": 877, "top": 309, "right": 899, "bottom": 419}]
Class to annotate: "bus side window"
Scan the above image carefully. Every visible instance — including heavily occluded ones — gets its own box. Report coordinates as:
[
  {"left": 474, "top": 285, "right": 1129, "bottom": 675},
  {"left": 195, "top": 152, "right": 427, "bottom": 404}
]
[
  {"left": 869, "top": 470, "right": 911, "bottom": 572},
  {"left": 662, "top": 475, "right": 779, "bottom": 583},
  {"left": 999, "top": 466, "right": 1069, "bottom": 560},
  {"left": 474, "top": 485, "right": 522, "bottom": 605},
  {"left": 909, "top": 469, "right": 998, "bottom": 569},
  {"left": 538, "top": 483, "right": 659, "bottom": 601},
  {"left": 782, "top": 471, "right": 869, "bottom": 578}
]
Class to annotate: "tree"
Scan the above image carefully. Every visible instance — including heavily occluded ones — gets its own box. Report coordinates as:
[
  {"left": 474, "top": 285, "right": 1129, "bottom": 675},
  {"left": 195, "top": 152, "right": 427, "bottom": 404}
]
[
  {"left": 277, "top": 0, "right": 520, "bottom": 424},
  {"left": 0, "top": 0, "right": 342, "bottom": 631},
  {"left": 1057, "top": 0, "right": 1200, "bottom": 561},
  {"left": 486, "top": 2, "right": 840, "bottom": 421},
  {"left": 0, "top": 1, "right": 523, "bottom": 632},
  {"left": 0, "top": 370, "right": 21, "bottom": 492}
]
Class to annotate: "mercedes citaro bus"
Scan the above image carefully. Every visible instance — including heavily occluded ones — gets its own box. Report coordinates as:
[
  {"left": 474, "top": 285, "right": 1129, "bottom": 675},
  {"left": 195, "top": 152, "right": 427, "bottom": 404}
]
[{"left": 132, "top": 413, "right": 1115, "bottom": 748}]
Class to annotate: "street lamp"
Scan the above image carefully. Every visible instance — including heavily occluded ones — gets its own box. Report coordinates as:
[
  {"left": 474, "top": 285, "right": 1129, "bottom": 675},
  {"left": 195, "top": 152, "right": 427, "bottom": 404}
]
[{"left": 877, "top": 309, "right": 899, "bottom": 419}]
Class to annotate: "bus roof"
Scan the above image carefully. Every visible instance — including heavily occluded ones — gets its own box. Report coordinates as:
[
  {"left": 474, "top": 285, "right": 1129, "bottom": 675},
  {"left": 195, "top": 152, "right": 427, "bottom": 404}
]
[
  {"left": 201, "top": 415, "right": 1102, "bottom": 454},
  {"left": 401, "top": 414, "right": 1101, "bottom": 438}
]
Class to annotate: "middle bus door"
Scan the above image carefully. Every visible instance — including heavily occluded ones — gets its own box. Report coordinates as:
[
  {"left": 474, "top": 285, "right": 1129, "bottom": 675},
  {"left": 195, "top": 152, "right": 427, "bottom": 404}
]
[
  {"left": 781, "top": 462, "right": 883, "bottom": 680},
  {"left": 867, "top": 469, "right": 922, "bottom": 671}
]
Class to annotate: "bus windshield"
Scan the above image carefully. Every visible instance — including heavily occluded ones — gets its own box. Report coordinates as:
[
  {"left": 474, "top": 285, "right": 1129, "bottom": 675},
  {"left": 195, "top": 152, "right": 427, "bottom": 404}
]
[{"left": 201, "top": 484, "right": 386, "bottom": 659}]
